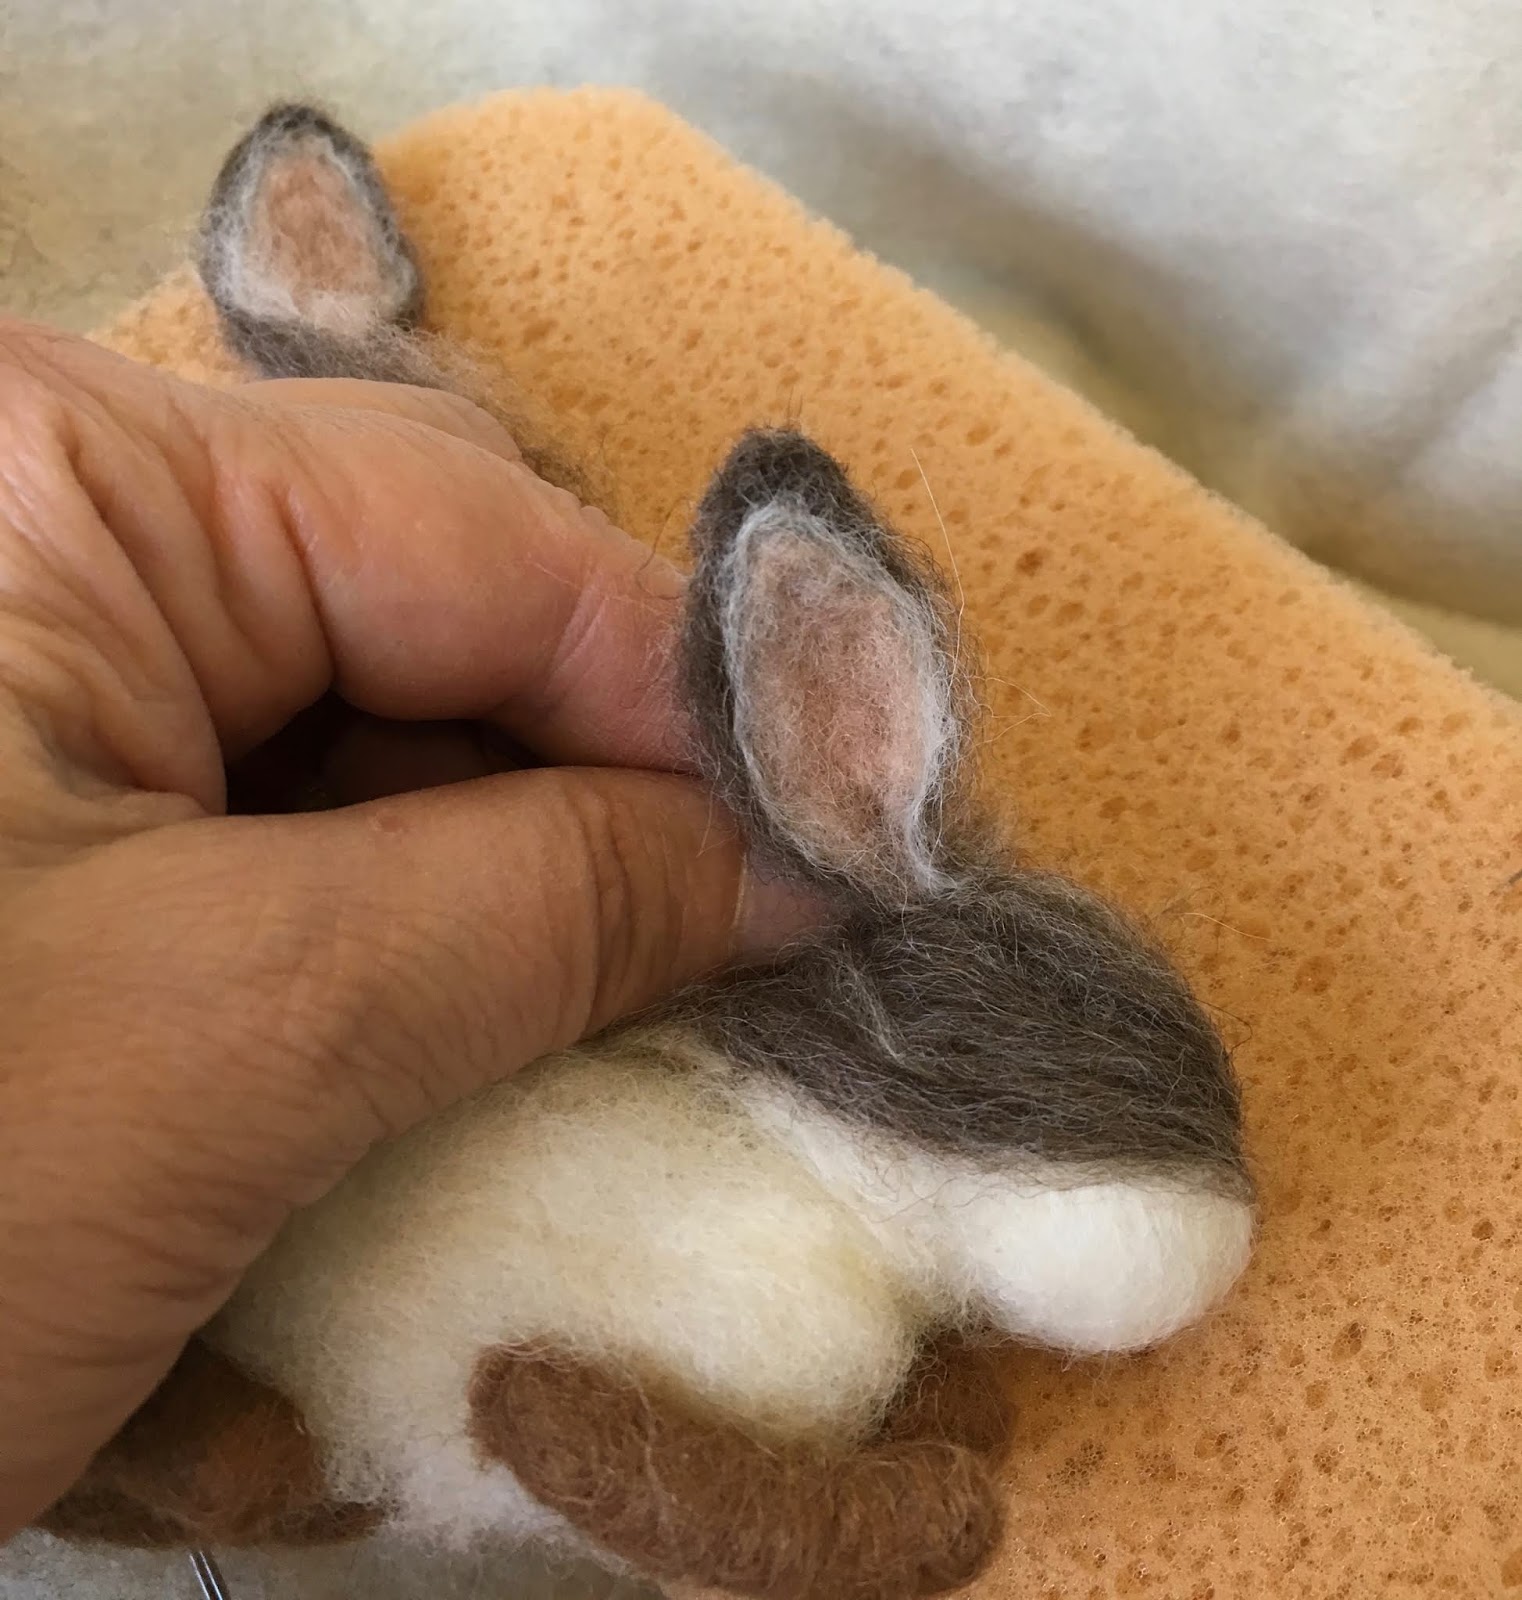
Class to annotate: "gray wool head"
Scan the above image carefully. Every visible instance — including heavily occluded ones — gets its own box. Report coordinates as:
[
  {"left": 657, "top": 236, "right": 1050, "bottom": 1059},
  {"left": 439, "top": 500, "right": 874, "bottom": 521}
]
[{"left": 676, "top": 427, "right": 1250, "bottom": 1197}]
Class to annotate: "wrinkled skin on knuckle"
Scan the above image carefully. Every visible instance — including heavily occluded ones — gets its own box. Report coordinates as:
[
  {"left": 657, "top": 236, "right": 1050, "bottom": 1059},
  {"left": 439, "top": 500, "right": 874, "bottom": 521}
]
[
  {"left": 187, "top": 406, "right": 333, "bottom": 748},
  {"left": 0, "top": 375, "right": 124, "bottom": 778},
  {"left": 528, "top": 770, "right": 635, "bottom": 1041},
  {"left": 0, "top": 350, "right": 233, "bottom": 804},
  {"left": 549, "top": 771, "right": 703, "bottom": 1036},
  {"left": 0, "top": 331, "right": 334, "bottom": 795}
]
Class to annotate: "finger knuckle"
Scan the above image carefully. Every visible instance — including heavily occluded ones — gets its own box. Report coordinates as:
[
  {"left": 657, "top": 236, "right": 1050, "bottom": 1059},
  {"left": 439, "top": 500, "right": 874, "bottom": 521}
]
[{"left": 551, "top": 772, "right": 683, "bottom": 1032}]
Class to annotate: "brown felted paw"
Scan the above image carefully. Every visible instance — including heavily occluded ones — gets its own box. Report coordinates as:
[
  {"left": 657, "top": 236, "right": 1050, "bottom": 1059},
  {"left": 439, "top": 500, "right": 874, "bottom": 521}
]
[
  {"left": 877, "top": 1333, "right": 1016, "bottom": 1465},
  {"left": 468, "top": 1343, "right": 1004, "bottom": 1600},
  {"left": 38, "top": 1339, "right": 383, "bottom": 1547}
]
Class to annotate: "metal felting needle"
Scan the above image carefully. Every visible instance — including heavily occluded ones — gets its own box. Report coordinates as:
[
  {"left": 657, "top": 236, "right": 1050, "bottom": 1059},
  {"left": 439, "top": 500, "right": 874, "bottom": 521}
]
[{"left": 188, "top": 1548, "right": 231, "bottom": 1599}]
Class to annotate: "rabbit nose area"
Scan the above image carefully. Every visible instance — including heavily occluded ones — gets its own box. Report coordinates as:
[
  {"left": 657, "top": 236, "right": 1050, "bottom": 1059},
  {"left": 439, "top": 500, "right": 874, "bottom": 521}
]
[{"left": 939, "top": 1172, "right": 1256, "bottom": 1354}]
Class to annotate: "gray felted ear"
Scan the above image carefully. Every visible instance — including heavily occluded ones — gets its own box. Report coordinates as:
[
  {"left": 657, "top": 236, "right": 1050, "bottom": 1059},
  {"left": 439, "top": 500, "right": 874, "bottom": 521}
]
[
  {"left": 196, "top": 103, "right": 425, "bottom": 380},
  {"left": 682, "top": 429, "right": 969, "bottom": 900}
]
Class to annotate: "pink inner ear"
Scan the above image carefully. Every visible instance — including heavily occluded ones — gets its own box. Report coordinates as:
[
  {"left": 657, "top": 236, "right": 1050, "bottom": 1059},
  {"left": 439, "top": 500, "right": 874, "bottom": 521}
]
[
  {"left": 734, "top": 526, "right": 946, "bottom": 882},
  {"left": 248, "top": 147, "right": 389, "bottom": 311}
]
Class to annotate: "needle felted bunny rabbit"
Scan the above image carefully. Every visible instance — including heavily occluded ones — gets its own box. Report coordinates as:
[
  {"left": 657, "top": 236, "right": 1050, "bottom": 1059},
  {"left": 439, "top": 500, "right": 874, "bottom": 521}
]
[{"left": 42, "top": 105, "right": 1255, "bottom": 1600}]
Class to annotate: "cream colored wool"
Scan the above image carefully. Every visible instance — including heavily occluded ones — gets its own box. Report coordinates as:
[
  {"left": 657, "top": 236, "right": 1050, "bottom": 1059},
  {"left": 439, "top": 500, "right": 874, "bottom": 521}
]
[
  {"left": 738, "top": 1080, "right": 1256, "bottom": 1355},
  {"left": 210, "top": 1016, "right": 1249, "bottom": 1545},
  {"left": 209, "top": 1036, "right": 925, "bottom": 1543}
]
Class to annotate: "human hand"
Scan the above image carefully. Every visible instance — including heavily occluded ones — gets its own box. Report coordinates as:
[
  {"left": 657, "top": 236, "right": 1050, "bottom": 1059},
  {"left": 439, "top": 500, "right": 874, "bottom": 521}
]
[{"left": 0, "top": 319, "right": 804, "bottom": 1535}]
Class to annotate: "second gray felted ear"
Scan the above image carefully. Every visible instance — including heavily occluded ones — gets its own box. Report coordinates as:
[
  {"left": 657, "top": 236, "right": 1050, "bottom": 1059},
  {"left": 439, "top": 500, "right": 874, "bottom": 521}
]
[
  {"left": 196, "top": 103, "right": 424, "bottom": 380},
  {"left": 682, "top": 429, "right": 970, "bottom": 901}
]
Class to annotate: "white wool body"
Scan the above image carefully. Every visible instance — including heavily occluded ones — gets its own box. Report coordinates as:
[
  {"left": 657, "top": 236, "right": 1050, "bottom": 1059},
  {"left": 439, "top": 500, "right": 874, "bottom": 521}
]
[
  {"left": 211, "top": 1020, "right": 1252, "bottom": 1540},
  {"left": 207, "top": 1029, "right": 929, "bottom": 1542},
  {"left": 732, "top": 1073, "right": 1256, "bottom": 1355}
]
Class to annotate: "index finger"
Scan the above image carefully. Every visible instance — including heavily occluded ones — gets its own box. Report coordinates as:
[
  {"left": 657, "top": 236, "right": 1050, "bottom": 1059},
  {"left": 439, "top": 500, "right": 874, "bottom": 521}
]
[{"left": 0, "top": 323, "right": 691, "bottom": 812}]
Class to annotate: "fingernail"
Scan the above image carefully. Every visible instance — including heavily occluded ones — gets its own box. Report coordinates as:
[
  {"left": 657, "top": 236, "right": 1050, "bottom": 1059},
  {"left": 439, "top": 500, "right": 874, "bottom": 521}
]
[{"left": 731, "top": 858, "right": 835, "bottom": 962}]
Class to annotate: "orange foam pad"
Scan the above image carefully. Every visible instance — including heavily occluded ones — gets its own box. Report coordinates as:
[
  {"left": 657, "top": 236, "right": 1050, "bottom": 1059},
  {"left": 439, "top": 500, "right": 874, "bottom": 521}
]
[{"left": 98, "top": 90, "right": 1522, "bottom": 1600}]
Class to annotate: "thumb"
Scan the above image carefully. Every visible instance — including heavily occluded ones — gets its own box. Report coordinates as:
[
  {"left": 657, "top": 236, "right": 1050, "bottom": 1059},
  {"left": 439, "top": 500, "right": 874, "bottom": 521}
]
[
  {"left": 192, "top": 764, "right": 803, "bottom": 1158},
  {"left": 241, "top": 765, "right": 803, "bottom": 1136},
  {"left": 5, "top": 766, "right": 803, "bottom": 1237}
]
